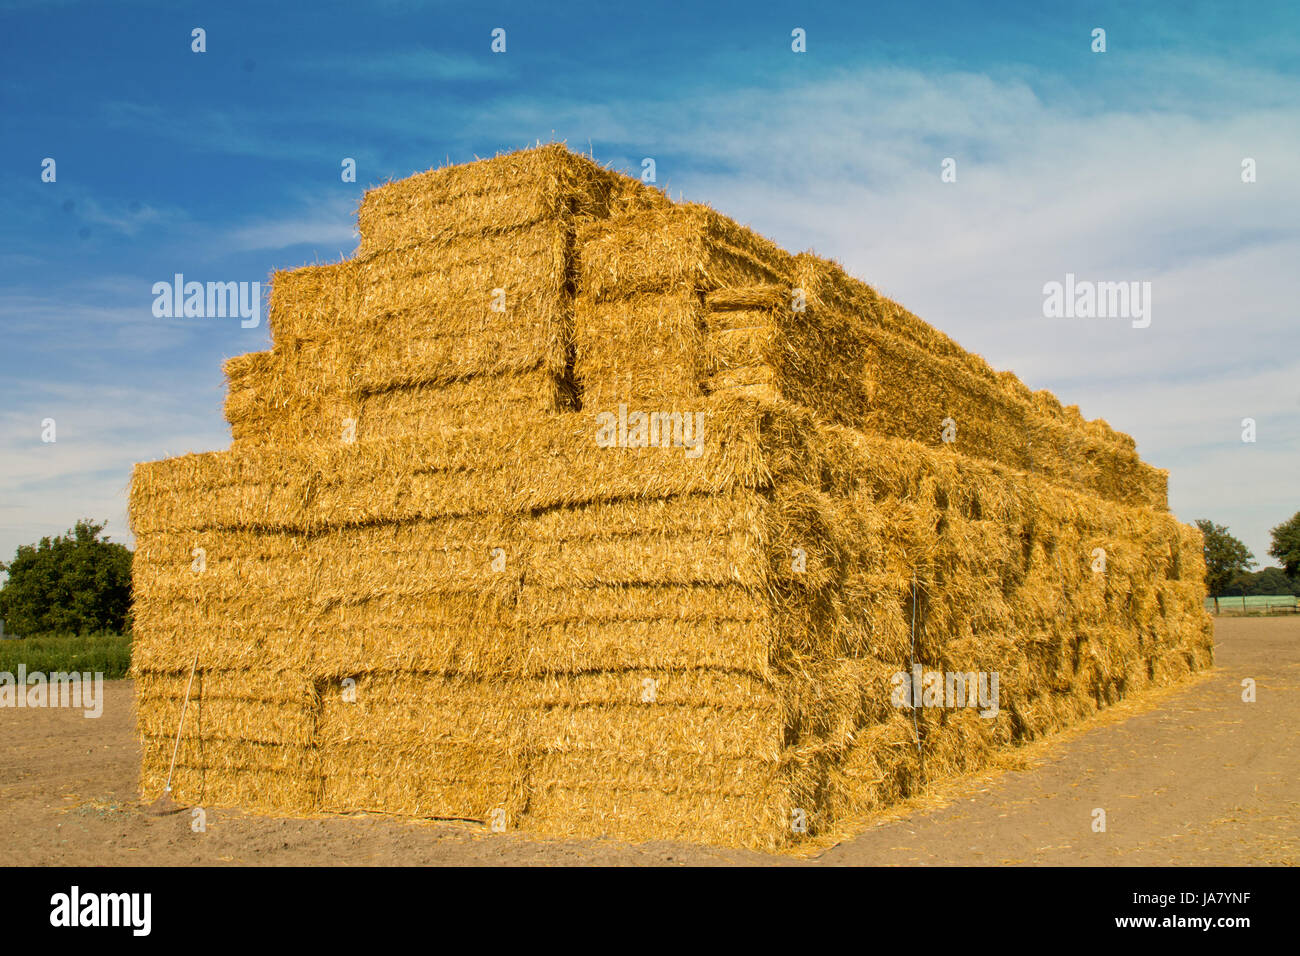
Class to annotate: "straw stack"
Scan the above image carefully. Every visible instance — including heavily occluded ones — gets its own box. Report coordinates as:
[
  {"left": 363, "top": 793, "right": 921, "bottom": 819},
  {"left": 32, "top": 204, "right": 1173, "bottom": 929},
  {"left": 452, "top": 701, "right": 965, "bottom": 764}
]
[{"left": 130, "top": 144, "right": 1213, "bottom": 848}]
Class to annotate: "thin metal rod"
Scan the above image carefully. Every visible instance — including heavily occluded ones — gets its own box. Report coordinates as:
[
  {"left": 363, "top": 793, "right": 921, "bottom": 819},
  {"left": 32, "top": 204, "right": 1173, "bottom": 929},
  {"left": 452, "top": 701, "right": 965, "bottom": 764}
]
[
  {"left": 910, "top": 573, "right": 922, "bottom": 759},
  {"left": 163, "top": 651, "right": 199, "bottom": 793}
]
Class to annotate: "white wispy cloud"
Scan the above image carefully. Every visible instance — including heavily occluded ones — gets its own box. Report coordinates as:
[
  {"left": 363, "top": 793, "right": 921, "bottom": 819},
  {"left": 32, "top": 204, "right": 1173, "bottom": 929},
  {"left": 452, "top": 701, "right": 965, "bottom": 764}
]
[
  {"left": 74, "top": 196, "right": 167, "bottom": 236},
  {"left": 0, "top": 382, "right": 230, "bottom": 569},
  {"left": 225, "top": 194, "right": 359, "bottom": 253},
  {"left": 294, "top": 48, "right": 508, "bottom": 83},
  {"left": 0, "top": 293, "right": 188, "bottom": 356}
]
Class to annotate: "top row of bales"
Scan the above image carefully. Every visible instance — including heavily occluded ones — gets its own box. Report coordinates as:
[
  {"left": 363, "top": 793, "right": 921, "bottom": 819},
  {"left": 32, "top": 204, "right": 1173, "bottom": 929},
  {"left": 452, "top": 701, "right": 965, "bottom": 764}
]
[{"left": 224, "top": 145, "right": 1166, "bottom": 510}]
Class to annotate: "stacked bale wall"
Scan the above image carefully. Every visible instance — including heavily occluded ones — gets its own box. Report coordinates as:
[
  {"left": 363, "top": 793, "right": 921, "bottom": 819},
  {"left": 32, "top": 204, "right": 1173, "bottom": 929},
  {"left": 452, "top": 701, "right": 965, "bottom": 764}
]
[{"left": 131, "top": 144, "right": 1212, "bottom": 849}]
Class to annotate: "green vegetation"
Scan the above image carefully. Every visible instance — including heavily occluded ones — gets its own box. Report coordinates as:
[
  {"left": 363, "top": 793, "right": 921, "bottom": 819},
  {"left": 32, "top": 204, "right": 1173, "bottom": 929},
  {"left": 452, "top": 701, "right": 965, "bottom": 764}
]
[
  {"left": 1270, "top": 511, "right": 1300, "bottom": 582},
  {"left": 1192, "top": 514, "right": 1299, "bottom": 613},
  {"left": 1203, "top": 594, "right": 1296, "bottom": 609},
  {"left": 0, "top": 519, "right": 132, "bottom": 636},
  {"left": 0, "top": 631, "right": 132, "bottom": 679},
  {"left": 1196, "top": 519, "right": 1256, "bottom": 614},
  {"left": 1220, "top": 565, "right": 1300, "bottom": 597}
]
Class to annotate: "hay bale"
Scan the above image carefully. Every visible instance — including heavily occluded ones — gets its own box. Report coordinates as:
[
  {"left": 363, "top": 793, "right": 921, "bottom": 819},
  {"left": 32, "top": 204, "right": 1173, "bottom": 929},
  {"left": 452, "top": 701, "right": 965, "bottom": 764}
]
[
  {"left": 574, "top": 289, "right": 705, "bottom": 408},
  {"left": 579, "top": 203, "right": 793, "bottom": 302},
  {"left": 355, "top": 143, "right": 663, "bottom": 257},
  {"left": 357, "top": 372, "right": 556, "bottom": 442},
  {"left": 267, "top": 261, "right": 361, "bottom": 346}
]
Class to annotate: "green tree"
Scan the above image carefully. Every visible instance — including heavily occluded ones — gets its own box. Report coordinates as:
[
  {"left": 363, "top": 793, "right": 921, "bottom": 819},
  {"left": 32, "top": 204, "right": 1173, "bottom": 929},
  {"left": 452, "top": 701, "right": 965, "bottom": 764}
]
[
  {"left": 1228, "top": 566, "right": 1300, "bottom": 597},
  {"left": 1269, "top": 511, "right": 1300, "bottom": 582},
  {"left": 0, "top": 520, "right": 133, "bottom": 636},
  {"left": 1195, "top": 519, "right": 1255, "bottom": 614}
]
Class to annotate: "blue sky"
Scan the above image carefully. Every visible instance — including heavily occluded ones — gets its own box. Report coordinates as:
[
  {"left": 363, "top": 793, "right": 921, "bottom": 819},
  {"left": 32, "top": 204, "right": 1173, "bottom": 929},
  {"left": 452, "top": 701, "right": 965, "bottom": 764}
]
[{"left": 1, "top": 0, "right": 1297, "bottom": 571}]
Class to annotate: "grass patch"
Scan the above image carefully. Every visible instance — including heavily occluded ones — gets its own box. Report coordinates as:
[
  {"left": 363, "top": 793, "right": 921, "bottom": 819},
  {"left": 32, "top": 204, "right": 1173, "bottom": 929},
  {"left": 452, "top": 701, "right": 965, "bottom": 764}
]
[
  {"left": 0, "top": 632, "right": 132, "bottom": 679},
  {"left": 1205, "top": 594, "right": 1297, "bottom": 610}
]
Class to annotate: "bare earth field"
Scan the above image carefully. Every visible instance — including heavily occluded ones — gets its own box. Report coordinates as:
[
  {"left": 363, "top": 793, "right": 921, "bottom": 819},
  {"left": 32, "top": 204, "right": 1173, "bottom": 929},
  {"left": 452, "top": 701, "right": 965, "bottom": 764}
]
[{"left": 3, "top": 616, "right": 1296, "bottom": 866}]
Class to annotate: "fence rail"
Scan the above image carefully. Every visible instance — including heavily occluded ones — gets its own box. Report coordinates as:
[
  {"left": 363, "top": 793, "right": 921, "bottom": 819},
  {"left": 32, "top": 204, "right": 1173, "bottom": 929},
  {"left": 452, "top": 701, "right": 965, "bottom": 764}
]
[{"left": 1205, "top": 595, "right": 1298, "bottom": 614}]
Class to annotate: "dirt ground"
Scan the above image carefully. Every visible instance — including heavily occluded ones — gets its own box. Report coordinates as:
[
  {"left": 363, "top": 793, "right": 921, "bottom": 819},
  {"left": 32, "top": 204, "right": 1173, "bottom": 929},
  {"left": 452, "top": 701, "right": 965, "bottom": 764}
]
[{"left": 3, "top": 616, "right": 1296, "bottom": 866}]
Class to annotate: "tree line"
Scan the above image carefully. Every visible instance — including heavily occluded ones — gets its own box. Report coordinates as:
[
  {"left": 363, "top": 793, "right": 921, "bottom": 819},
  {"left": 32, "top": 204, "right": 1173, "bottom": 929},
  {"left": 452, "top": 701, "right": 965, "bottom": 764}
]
[{"left": 1197, "top": 512, "right": 1300, "bottom": 612}]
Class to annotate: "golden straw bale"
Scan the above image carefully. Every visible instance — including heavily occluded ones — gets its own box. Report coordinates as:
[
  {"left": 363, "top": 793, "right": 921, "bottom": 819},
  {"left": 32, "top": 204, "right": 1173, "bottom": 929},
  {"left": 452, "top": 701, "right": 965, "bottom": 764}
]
[
  {"left": 579, "top": 204, "right": 794, "bottom": 301},
  {"left": 267, "top": 261, "right": 360, "bottom": 346},
  {"left": 357, "top": 371, "right": 556, "bottom": 442},
  {"left": 574, "top": 289, "right": 705, "bottom": 408},
  {"left": 356, "top": 143, "right": 657, "bottom": 257}
]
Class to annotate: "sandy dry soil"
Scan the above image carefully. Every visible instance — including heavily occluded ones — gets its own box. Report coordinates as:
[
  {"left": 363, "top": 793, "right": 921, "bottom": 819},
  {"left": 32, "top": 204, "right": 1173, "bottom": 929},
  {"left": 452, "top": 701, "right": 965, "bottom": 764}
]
[{"left": 2, "top": 616, "right": 1296, "bottom": 866}]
